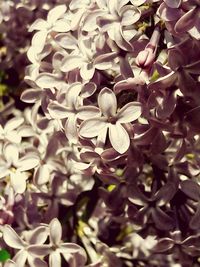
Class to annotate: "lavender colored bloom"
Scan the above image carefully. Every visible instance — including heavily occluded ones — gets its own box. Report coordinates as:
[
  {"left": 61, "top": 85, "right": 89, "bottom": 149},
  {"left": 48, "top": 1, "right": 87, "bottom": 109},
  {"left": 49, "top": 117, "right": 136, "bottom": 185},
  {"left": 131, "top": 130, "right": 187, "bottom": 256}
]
[{"left": 80, "top": 87, "right": 141, "bottom": 154}]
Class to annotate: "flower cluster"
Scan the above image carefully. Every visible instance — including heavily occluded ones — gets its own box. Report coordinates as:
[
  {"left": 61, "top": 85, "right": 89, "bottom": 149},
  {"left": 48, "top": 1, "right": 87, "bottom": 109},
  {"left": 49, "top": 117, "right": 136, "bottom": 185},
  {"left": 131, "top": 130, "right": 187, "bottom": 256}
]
[{"left": 0, "top": 0, "right": 200, "bottom": 266}]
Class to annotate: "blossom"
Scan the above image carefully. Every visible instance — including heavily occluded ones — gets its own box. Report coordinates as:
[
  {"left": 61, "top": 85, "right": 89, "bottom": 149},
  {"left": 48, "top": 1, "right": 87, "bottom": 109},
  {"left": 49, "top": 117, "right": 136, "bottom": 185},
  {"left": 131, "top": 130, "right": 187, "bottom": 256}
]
[
  {"left": 3, "top": 224, "right": 48, "bottom": 267},
  {"left": 80, "top": 87, "right": 141, "bottom": 154},
  {"left": 28, "top": 218, "right": 87, "bottom": 267}
]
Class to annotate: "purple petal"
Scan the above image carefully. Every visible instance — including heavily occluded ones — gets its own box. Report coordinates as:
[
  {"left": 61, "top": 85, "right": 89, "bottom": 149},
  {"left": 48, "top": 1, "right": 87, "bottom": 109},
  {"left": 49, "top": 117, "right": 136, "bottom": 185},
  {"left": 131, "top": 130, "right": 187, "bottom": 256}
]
[
  {"left": 20, "top": 89, "right": 42, "bottom": 103},
  {"left": 175, "top": 7, "right": 198, "bottom": 33},
  {"left": 152, "top": 238, "right": 174, "bottom": 253},
  {"left": 28, "top": 244, "right": 52, "bottom": 256},
  {"left": 164, "top": 0, "right": 181, "bottom": 8},
  {"left": 180, "top": 180, "right": 200, "bottom": 201}
]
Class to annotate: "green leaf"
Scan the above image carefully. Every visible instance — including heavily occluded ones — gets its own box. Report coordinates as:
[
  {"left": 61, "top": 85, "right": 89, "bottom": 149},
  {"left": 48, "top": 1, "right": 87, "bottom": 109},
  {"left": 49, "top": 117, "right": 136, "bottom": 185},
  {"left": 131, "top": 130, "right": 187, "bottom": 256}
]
[{"left": 0, "top": 249, "right": 11, "bottom": 262}]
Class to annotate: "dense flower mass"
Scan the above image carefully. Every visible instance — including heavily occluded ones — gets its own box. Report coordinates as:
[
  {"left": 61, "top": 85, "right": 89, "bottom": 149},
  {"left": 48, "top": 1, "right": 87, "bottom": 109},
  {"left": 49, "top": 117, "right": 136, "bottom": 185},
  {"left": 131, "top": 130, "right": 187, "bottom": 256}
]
[{"left": 0, "top": 0, "right": 200, "bottom": 266}]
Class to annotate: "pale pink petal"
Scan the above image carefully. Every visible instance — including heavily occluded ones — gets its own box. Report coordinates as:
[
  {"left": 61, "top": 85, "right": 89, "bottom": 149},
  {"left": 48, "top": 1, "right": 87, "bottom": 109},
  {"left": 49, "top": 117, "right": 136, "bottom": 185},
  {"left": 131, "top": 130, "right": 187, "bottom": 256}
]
[
  {"left": 52, "top": 19, "right": 71, "bottom": 32},
  {"left": 79, "top": 118, "right": 107, "bottom": 138},
  {"left": 3, "top": 225, "right": 26, "bottom": 249},
  {"left": 4, "top": 260, "right": 17, "bottom": 267},
  {"left": 17, "top": 155, "right": 40, "bottom": 172},
  {"left": 55, "top": 33, "right": 77, "bottom": 49},
  {"left": 29, "top": 226, "right": 48, "bottom": 245},
  {"left": 10, "top": 171, "right": 28, "bottom": 194},
  {"left": 0, "top": 167, "right": 10, "bottom": 179},
  {"left": 4, "top": 143, "right": 19, "bottom": 164},
  {"left": 48, "top": 101, "right": 72, "bottom": 119},
  {"left": 80, "top": 62, "right": 95, "bottom": 80},
  {"left": 65, "top": 82, "right": 82, "bottom": 107},
  {"left": 13, "top": 250, "right": 27, "bottom": 267},
  {"left": 117, "top": 102, "right": 142, "bottom": 123},
  {"left": 28, "top": 18, "right": 48, "bottom": 32},
  {"left": 31, "top": 31, "right": 47, "bottom": 54},
  {"left": 47, "top": 5, "right": 67, "bottom": 24},
  {"left": 61, "top": 55, "right": 83, "bottom": 72},
  {"left": 5, "top": 117, "right": 24, "bottom": 132},
  {"left": 121, "top": 6, "right": 141, "bottom": 26},
  {"left": 77, "top": 106, "right": 101, "bottom": 120},
  {"left": 49, "top": 251, "right": 61, "bottom": 267},
  {"left": 94, "top": 52, "right": 117, "bottom": 70},
  {"left": 50, "top": 218, "right": 62, "bottom": 245},
  {"left": 83, "top": 10, "right": 105, "bottom": 31},
  {"left": 98, "top": 88, "right": 117, "bottom": 117},
  {"left": 59, "top": 243, "right": 82, "bottom": 254},
  {"left": 109, "top": 123, "right": 130, "bottom": 154},
  {"left": 20, "top": 89, "right": 42, "bottom": 103},
  {"left": 34, "top": 165, "right": 51, "bottom": 185},
  {"left": 64, "top": 115, "right": 78, "bottom": 143},
  {"left": 35, "top": 74, "right": 62, "bottom": 89}
]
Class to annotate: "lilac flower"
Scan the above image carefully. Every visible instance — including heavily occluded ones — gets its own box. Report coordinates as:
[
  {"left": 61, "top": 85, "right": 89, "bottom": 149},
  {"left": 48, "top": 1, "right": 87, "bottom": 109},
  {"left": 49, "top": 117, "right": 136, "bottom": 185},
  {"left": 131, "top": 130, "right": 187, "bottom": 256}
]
[
  {"left": 48, "top": 82, "right": 100, "bottom": 143},
  {"left": 3, "top": 224, "right": 48, "bottom": 267},
  {"left": 0, "top": 117, "right": 24, "bottom": 144},
  {"left": 28, "top": 218, "right": 87, "bottom": 267},
  {"left": 80, "top": 87, "right": 141, "bottom": 154},
  {"left": 28, "top": 5, "right": 71, "bottom": 54},
  {"left": 96, "top": 0, "right": 141, "bottom": 50},
  {"left": 0, "top": 142, "right": 39, "bottom": 194}
]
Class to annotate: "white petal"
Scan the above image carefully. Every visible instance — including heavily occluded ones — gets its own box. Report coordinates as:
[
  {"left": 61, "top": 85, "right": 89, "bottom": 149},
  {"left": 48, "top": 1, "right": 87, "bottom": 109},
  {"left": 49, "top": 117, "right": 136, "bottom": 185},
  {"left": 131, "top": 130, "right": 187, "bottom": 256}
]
[
  {"left": 4, "top": 260, "right": 17, "bottom": 267},
  {"left": 28, "top": 19, "right": 48, "bottom": 32},
  {"left": 80, "top": 62, "right": 95, "bottom": 80},
  {"left": 61, "top": 55, "right": 82, "bottom": 72},
  {"left": 52, "top": 19, "right": 71, "bottom": 32},
  {"left": 77, "top": 106, "right": 101, "bottom": 120},
  {"left": 31, "top": 31, "right": 47, "bottom": 54},
  {"left": 48, "top": 101, "right": 72, "bottom": 119},
  {"left": 3, "top": 225, "right": 25, "bottom": 249},
  {"left": 35, "top": 73, "right": 62, "bottom": 89},
  {"left": 55, "top": 33, "right": 77, "bottom": 49},
  {"left": 117, "top": 102, "right": 141, "bottom": 123},
  {"left": 13, "top": 250, "right": 27, "bottom": 267},
  {"left": 98, "top": 88, "right": 117, "bottom": 117},
  {"left": 34, "top": 165, "right": 50, "bottom": 185},
  {"left": 65, "top": 82, "right": 82, "bottom": 107},
  {"left": 0, "top": 167, "right": 10, "bottom": 179},
  {"left": 17, "top": 155, "right": 40, "bottom": 172},
  {"left": 79, "top": 118, "right": 107, "bottom": 138},
  {"left": 59, "top": 243, "right": 82, "bottom": 254},
  {"left": 50, "top": 218, "right": 62, "bottom": 245},
  {"left": 109, "top": 123, "right": 130, "bottom": 154},
  {"left": 49, "top": 251, "right": 61, "bottom": 267},
  {"left": 29, "top": 226, "right": 48, "bottom": 245},
  {"left": 4, "top": 143, "right": 19, "bottom": 164},
  {"left": 10, "top": 171, "right": 28, "bottom": 194},
  {"left": 47, "top": 5, "right": 67, "bottom": 24},
  {"left": 5, "top": 117, "right": 24, "bottom": 132}
]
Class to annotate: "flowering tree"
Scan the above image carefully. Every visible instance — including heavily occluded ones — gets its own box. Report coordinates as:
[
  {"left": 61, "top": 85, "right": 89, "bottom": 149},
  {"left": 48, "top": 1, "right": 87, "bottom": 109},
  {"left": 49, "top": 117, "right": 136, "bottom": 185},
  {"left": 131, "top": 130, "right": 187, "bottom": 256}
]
[{"left": 0, "top": 0, "right": 200, "bottom": 266}]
